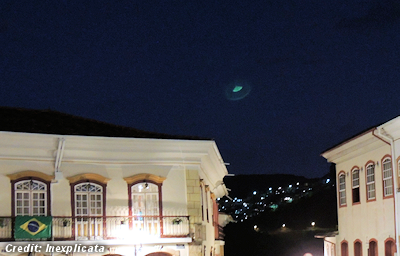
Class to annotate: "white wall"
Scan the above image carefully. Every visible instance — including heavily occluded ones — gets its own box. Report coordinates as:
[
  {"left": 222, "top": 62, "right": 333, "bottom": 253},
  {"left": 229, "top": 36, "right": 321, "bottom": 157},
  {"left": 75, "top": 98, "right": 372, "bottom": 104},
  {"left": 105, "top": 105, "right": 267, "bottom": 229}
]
[
  {"left": 335, "top": 144, "right": 395, "bottom": 256},
  {"left": 162, "top": 166, "right": 188, "bottom": 216}
]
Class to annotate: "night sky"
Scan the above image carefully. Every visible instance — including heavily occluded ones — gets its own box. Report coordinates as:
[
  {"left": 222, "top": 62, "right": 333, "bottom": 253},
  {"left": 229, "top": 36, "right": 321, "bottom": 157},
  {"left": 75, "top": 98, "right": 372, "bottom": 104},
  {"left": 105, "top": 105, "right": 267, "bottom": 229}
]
[{"left": 1, "top": 0, "right": 400, "bottom": 178}]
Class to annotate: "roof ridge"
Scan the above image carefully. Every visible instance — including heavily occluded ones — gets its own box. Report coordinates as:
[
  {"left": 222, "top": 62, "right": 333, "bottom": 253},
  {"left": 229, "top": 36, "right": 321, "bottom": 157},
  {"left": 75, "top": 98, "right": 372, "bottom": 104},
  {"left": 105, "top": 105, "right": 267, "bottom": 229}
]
[{"left": 0, "top": 106, "right": 210, "bottom": 140}]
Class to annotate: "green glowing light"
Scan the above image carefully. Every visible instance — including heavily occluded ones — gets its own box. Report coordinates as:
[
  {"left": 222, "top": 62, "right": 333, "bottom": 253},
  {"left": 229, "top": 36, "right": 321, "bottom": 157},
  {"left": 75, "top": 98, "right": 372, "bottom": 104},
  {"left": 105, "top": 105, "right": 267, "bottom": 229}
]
[{"left": 232, "top": 86, "right": 243, "bottom": 92}]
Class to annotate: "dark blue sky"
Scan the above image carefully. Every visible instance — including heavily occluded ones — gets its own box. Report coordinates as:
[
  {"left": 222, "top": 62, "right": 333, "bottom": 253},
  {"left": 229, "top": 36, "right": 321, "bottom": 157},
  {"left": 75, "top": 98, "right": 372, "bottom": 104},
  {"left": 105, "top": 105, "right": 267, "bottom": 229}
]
[{"left": 1, "top": 0, "right": 400, "bottom": 177}]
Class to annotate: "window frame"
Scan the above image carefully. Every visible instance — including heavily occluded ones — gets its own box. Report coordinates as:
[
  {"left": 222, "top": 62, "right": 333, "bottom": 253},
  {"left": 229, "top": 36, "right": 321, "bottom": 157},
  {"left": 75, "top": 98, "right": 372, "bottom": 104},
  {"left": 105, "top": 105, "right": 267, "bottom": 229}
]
[
  {"left": 73, "top": 182, "right": 104, "bottom": 217},
  {"left": 382, "top": 156, "right": 393, "bottom": 198},
  {"left": 128, "top": 180, "right": 163, "bottom": 217},
  {"left": 352, "top": 168, "right": 360, "bottom": 204},
  {"left": 341, "top": 240, "right": 348, "bottom": 256},
  {"left": 129, "top": 181, "right": 162, "bottom": 237},
  {"left": 69, "top": 178, "right": 107, "bottom": 240},
  {"left": 8, "top": 171, "right": 54, "bottom": 218},
  {"left": 369, "top": 239, "right": 378, "bottom": 256},
  {"left": 205, "top": 185, "right": 210, "bottom": 223},
  {"left": 70, "top": 180, "right": 107, "bottom": 218},
  {"left": 12, "top": 178, "right": 51, "bottom": 217},
  {"left": 125, "top": 174, "right": 165, "bottom": 236},
  {"left": 200, "top": 182, "right": 205, "bottom": 222},
  {"left": 11, "top": 178, "right": 51, "bottom": 218},
  {"left": 130, "top": 182, "right": 160, "bottom": 217},
  {"left": 384, "top": 238, "right": 396, "bottom": 256},
  {"left": 354, "top": 239, "right": 362, "bottom": 256},
  {"left": 338, "top": 171, "right": 346, "bottom": 207},
  {"left": 366, "top": 162, "right": 376, "bottom": 202}
]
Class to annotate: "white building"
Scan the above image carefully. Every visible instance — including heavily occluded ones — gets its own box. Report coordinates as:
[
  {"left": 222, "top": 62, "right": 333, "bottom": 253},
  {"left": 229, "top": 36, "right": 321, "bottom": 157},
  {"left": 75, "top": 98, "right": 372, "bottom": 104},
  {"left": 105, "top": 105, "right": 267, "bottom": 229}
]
[
  {"left": 320, "top": 116, "right": 400, "bottom": 256},
  {"left": 0, "top": 107, "right": 229, "bottom": 256}
]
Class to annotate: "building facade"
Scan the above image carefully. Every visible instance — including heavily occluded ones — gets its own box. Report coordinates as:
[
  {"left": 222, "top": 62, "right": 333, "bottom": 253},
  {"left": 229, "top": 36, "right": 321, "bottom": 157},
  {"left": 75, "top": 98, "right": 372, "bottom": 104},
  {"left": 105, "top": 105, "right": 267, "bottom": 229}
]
[
  {"left": 0, "top": 108, "right": 229, "bottom": 256},
  {"left": 321, "top": 117, "right": 400, "bottom": 256}
]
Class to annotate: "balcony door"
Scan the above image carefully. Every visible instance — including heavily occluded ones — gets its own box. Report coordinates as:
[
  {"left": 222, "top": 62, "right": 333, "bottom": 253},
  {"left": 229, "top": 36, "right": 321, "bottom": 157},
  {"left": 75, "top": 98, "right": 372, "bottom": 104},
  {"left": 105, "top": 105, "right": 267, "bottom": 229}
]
[
  {"left": 131, "top": 182, "right": 160, "bottom": 236},
  {"left": 74, "top": 182, "right": 103, "bottom": 240}
]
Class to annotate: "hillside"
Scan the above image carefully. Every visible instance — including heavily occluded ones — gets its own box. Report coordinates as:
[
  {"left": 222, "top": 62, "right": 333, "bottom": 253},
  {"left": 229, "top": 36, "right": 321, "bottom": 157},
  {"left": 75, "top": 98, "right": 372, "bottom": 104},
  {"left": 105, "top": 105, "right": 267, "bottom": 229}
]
[
  {"left": 223, "top": 174, "right": 318, "bottom": 199},
  {"left": 221, "top": 171, "right": 337, "bottom": 256}
]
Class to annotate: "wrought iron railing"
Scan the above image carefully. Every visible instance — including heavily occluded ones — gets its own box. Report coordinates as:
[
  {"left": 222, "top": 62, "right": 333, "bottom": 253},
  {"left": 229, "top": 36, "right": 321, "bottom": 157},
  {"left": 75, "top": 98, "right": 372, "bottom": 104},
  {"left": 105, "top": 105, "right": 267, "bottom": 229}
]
[
  {"left": 0, "top": 216, "right": 190, "bottom": 241},
  {"left": 217, "top": 225, "right": 225, "bottom": 240}
]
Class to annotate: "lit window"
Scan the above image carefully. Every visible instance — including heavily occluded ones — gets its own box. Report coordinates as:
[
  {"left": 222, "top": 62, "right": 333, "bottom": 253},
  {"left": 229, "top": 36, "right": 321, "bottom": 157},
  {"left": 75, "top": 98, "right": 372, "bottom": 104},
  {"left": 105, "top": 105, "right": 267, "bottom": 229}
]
[
  {"left": 131, "top": 182, "right": 160, "bottom": 235},
  {"left": 74, "top": 182, "right": 104, "bottom": 240},
  {"left": 383, "top": 159, "right": 393, "bottom": 197},
  {"left": 352, "top": 169, "right": 360, "bottom": 203},
  {"left": 366, "top": 164, "right": 375, "bottom": 200},
  {"left": 339, "top": 174, "right": 346, "bottom": 206}
]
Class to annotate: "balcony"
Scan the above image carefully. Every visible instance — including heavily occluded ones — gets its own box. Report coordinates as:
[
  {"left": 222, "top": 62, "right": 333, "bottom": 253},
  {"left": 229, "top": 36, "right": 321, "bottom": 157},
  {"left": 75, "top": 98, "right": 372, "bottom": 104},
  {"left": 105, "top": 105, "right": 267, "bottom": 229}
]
[
  {"left": 0, "top": 216, "right": 190, "bottom": 242},
  {"left": 216, "top": 225, "right": 225, "bottom": 240}
]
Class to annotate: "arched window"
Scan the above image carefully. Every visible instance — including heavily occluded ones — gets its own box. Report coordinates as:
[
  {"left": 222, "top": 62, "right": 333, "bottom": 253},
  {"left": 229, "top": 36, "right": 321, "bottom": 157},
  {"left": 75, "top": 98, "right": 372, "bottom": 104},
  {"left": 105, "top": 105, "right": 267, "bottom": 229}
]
[
  {"left": 124, "top": 174, "right": 165, "bottom": 237},
  {"left": 8, "top": 171, "right": 53, "bottom": 217},
  {"left": 15, "top": 180, "right": 48, "bottom": 216},
  {"left": 131, "top": 182, "right": 160, "bottom": 236},
  {"left": 366, "top": 163, "right": 376, "bottom": 201},
  {"left": 68, "top": 174, "right": 109, "bottom": 241},
  {"left": 354, "top": 240, "right": 362, "bottom": 256},
  {"left": 382, "top": 158, "right": 393, "bottom": 197},
  {"left": 339, "top": 173, "right": 346, "bottom": 206},
  {"left": 385, "top": 238, "right": 395, "bottom": 256},
  {"left": 131, "top": 182, "right": 159, "bottom": 216},
  {"left": 369, "top": 240, "right": 378, "bottom": 256},
  {"left": 352, "top": 169, "right": 360, "bottom": 204},
  {"left": 341, "top": 241, "right": 348, "bottom": 256},
  {"left": 73, "top": 181, "right": 105, "bottom": 240},
  {"left": 74, "top": 182, "right": 103, "bottom": 216}
]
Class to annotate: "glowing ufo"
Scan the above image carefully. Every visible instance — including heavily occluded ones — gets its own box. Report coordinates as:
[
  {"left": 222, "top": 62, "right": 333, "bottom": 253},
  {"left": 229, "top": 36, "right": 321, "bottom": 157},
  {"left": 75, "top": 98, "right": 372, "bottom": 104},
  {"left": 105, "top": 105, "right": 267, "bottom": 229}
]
[{"left": 225, "top": 80, "right": 251, "bottom": 101}]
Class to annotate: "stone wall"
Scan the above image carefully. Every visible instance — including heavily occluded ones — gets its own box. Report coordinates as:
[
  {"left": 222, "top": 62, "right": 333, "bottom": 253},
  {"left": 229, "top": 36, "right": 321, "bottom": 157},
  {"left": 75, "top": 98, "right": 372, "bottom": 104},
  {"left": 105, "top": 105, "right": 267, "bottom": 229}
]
[{"left": 186, "top": 169, "right": 202, "bottom": 256}]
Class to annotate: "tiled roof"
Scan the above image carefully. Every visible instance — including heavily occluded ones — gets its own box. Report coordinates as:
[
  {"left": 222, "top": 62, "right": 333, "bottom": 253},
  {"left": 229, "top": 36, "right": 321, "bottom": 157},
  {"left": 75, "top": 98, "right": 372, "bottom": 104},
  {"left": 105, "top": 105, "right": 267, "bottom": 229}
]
[{"left": 0, "top": 106, "right": 208, "bottom": 140}]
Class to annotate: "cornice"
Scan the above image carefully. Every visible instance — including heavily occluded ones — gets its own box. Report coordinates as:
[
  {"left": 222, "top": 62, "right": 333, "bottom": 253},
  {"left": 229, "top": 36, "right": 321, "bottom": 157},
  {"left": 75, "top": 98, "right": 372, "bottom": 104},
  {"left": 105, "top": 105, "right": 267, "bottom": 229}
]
[
  {"left": 67, "top": 173, "right": 110, "bottom": 184},
  {"left": 124, "top": 173, "right": 166, "bottom": 184},
  {"left": 7, "top": 170, "right": 54, "bottom": 182}
]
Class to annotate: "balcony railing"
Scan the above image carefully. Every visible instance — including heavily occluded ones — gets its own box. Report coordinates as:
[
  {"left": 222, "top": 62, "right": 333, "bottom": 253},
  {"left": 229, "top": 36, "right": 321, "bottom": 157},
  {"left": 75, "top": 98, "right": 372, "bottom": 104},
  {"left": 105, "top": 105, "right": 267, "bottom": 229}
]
[
  {"left": 216, "top": 225, "right": 225, "bottom": 240},
  {"left": 0, "top": 216, "right": 190, "bottom": 241}
]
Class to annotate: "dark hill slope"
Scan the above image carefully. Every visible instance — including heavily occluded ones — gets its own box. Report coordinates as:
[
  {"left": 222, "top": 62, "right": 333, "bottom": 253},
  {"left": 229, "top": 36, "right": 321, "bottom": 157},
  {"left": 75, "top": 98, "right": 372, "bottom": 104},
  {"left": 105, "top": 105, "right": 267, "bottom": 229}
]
[{"left": 224, "top": 174, "right": 318, "bottom": 198}]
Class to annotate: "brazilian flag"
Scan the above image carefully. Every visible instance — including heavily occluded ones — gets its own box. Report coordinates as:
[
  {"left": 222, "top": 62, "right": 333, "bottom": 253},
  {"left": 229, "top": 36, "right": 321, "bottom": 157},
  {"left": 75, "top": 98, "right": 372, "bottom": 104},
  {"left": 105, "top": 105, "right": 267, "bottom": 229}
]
[{"left": 14, "top": 216, "right": 52, "bottom": 239}]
